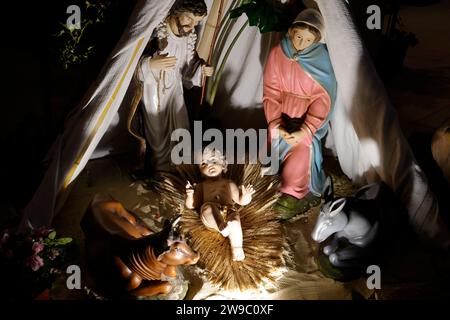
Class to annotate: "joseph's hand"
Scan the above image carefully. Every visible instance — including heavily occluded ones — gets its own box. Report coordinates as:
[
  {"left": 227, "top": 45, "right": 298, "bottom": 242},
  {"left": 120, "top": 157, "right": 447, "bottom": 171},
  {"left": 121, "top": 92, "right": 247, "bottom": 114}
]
[
  {"left": 149, "top": 54, "right": 177, "bottom": 71},
  {"left": 201, "top": 65, "right": 214, "bottom": 77}
]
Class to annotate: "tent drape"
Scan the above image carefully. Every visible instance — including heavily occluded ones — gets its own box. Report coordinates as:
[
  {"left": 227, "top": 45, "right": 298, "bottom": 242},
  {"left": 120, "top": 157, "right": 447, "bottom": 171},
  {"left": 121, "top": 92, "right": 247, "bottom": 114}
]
[
  {"left": 315, "top": 0, "right": 448, "bottom": 246},
  {"left": 19, "top": 0, "right": 176, "bottom": 231}
]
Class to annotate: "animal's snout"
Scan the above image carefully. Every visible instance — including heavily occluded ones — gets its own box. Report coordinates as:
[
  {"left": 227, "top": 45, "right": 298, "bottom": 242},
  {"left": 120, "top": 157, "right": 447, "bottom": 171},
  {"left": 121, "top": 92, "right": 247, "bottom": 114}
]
[
  {"left": 311, "top": 218, "right": 332, "bottom": 243},
  {"left": 182, "top": 246, "right": 200, "bottom": 265},
  {"left": 311, "top": 225, "right": 323, "bottom": 242},
  {"left": 188, "top": 252, "right": 200, "bottom": 265},
  {"left": 163, "top": 242, "right": 200, "bottom": 266}
]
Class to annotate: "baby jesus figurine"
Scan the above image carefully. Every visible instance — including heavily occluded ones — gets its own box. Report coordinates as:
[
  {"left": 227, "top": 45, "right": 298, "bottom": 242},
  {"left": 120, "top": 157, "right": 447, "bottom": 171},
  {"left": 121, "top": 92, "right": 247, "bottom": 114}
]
[{"left": 185, "top": 148, "right": 255, "bottom": 261}]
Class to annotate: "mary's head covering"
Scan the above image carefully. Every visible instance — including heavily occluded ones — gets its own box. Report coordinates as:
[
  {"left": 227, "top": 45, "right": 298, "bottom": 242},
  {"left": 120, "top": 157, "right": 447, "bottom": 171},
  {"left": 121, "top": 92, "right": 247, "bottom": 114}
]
[{"left": 292, "top": 8, "right": 325, "bottom": 42}]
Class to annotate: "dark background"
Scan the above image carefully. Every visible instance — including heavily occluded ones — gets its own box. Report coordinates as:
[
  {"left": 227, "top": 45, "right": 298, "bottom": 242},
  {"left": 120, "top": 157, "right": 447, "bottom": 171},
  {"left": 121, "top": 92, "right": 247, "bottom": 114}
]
[{"left": 0, "top": 1, "right": 136, "bottom": 218}]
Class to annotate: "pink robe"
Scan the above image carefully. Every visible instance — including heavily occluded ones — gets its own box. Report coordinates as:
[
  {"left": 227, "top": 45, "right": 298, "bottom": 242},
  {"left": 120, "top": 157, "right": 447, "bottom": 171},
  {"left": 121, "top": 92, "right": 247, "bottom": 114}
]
[{"left": 263, "top": 44, "right": 331, "bottom": 199}]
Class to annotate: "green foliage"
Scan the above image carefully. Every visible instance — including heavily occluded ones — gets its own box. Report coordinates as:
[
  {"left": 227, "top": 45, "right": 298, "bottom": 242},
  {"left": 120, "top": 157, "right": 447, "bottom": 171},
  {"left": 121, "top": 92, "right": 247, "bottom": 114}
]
[
  {"left": 207, "top": 0, "right": 294, "bottom": 105},
  {"left": 55, "top": 1, "right": 113, "bottom": 70},
  {"left": 229, "top": 0, "right": 290, "bottom": 33},
  {"left": 0, "top": 228, "right": 73, "bottom": 300}
]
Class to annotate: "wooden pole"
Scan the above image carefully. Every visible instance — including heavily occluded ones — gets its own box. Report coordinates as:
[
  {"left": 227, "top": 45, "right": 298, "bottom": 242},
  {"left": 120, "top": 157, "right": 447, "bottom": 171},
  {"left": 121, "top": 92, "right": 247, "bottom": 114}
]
[{"left": 198, "top": 0, "right": 227, "bottom": 106}]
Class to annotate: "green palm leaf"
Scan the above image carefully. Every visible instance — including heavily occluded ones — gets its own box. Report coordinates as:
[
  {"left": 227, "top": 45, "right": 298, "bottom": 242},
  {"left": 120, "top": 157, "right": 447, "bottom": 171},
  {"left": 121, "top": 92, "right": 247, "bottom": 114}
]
[{"left": 229, "top": 0, "right": 289, "bottom": 33}]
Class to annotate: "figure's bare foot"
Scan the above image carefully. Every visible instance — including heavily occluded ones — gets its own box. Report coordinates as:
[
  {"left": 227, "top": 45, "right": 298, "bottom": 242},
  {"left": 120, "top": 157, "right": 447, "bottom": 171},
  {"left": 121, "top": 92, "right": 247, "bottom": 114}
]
[
  {"left": 232, "top": 247, "right": 245, "bottom": 261},
  {"left": 220, "top": 226, "right": 230, "bottom": 237}
]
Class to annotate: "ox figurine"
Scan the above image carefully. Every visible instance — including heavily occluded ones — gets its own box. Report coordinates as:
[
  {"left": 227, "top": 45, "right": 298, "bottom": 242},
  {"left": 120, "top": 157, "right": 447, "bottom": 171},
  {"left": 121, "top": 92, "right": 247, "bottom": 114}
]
[
  {"left": 81, "top": 195, "right": 199, "bottom": 298},
  {"left": 311, "top": 177, "right": 400, "bottom": 271}
]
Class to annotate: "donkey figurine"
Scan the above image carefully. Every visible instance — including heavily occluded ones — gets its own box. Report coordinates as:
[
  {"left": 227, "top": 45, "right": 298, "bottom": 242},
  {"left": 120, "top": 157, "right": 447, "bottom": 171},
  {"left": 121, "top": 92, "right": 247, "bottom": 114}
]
[{"left": 311, "top": 177, "right": 399, "bottom": 269}]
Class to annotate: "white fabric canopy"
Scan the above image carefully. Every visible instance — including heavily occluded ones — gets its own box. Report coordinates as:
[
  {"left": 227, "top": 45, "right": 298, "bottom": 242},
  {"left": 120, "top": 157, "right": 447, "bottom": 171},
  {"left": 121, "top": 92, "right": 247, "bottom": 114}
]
[
  {"left": 19, "top": 0, "right": 176, "bottom": 231},
  {"left": 315, "top": 0, "right": 448, "bottom": 245},
  {"left": 20, "top": 0, "right": 449, "bottom": 247}
]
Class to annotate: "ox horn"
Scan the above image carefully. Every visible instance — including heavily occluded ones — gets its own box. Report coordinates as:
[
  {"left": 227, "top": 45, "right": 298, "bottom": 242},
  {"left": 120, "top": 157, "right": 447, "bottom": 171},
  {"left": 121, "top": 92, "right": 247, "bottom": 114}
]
[{"left": 167, "top": 215, "right": 182, "bottom": 241}]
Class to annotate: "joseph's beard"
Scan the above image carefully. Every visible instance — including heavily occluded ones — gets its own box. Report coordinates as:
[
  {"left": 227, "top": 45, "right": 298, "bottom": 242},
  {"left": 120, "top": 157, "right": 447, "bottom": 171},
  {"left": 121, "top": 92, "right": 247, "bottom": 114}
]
[{"left": 176, "top": 18, "right": 193, "bottom": 36}]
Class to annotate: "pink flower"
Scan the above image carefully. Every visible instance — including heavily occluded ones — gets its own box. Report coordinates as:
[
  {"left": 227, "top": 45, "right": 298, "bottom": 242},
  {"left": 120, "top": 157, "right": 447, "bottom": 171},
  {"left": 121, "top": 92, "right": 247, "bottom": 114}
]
[
  {"left": 25, "top": 255, "right": 45, "bottom": 272},
  {"left": 32, "top": 241, "right": 45, "bottom": 254}
]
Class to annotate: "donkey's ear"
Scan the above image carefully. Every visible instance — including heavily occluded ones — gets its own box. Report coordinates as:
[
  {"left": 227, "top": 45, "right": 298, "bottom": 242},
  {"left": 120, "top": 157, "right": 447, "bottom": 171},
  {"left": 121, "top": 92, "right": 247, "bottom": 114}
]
[
  {"left": 329, "top": 198, "right": 346, "bottom": 217},
  {"left": 323, "top": 176, "right": 334, "bottom": 203}
]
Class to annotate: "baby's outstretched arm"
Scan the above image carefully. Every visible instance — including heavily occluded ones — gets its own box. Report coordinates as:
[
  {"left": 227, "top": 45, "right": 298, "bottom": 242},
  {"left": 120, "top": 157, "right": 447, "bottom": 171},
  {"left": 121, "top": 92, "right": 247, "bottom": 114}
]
[
  {"left": 185, "top": 181, "right": 195, "bottom": 209},
  {"left": 230, "top": 182, "right": 255, "bottom": 206}
]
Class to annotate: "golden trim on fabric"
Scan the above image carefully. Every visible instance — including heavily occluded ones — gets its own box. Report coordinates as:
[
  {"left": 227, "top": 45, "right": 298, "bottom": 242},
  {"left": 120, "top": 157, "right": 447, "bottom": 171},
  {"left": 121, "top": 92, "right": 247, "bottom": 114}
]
[
  {"left": 61, "top": 37, "right": 146, "bottom": 191},
  {"left": 126, "top": 73, "right": 146, "bottom": 169}
]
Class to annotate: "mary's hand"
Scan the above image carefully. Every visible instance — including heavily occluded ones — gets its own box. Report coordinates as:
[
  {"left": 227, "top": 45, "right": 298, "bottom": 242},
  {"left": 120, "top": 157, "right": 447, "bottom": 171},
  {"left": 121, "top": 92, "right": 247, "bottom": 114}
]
[
  {"left": 283, "top": 130, "right": 306, "bottom": 146},
  {"left": 279, "top": 127, "right": 295, "bottom": 146},
  {"left": 291, "top": 130, "right": 306, "bottom": 144}
]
